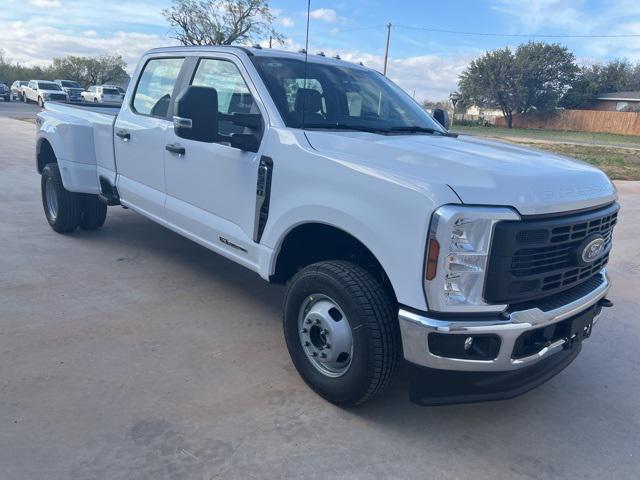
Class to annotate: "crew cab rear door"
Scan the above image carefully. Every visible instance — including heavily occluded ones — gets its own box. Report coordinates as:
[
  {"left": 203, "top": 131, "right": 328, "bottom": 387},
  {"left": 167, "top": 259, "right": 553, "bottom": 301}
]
[{"left": 113, "top": 56, "right": 186, "bottom": 221}]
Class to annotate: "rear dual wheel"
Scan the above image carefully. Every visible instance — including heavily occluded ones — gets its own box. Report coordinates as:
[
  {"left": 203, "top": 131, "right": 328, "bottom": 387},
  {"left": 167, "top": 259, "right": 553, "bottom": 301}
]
[
  {"left": 41, "top": 163, "right": 107, "bottom": 233},
  {"left": 283, "top": 261, "right": 400, "bottom": 406}
]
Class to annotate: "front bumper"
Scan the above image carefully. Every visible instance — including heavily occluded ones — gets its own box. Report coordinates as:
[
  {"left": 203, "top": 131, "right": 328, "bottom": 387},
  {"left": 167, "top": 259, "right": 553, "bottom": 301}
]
[{"left": 399, "top": 270, "right": 609, "bottom": 372}]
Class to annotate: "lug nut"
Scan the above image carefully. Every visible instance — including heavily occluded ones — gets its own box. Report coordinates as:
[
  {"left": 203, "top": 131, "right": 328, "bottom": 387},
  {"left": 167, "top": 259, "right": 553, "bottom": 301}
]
[
  {"left": 314, "top": 319, "right": 321, "bottom": 325},
  {"left": 311, "top": 352, "right": 318, "bottom": 357},
  {"left": 320, "top": 353, "right": 327, "bottom": 358},
  {"left": 304, "top": 341, "right": 310, "bottom": 347},
  {"left": 306, "top": 319, "right": 312, "bottom": 324},
  {"left": 301, "top": 328, "right": 308, "bottom": 334}
]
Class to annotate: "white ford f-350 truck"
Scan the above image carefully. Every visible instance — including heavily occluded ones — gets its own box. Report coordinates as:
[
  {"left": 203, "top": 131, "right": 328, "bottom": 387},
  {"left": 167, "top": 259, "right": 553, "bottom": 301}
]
[{"left": 36, "top": 46, "right": 618, "bottom": 405}]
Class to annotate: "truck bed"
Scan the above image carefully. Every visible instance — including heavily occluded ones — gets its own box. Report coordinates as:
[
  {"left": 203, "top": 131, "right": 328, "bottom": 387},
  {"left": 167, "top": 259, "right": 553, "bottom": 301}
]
[
  {"left": 38, "top": 101, "right": 121, "bottom": 195},
  {"left": 47, "top": 100, "right": 121, "bottom": 116}
]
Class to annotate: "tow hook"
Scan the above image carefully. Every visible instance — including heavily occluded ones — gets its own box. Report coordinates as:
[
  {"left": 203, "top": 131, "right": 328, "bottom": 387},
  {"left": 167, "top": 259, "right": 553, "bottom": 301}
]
[{"left": 598, "top": 298, "right": 614, "bottom": 308}]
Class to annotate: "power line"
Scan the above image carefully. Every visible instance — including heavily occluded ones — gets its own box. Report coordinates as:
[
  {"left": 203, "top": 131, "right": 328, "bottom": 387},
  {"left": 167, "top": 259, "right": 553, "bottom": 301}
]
[{"left": 395, "top": 25, "right": 640, "bottom": 38}]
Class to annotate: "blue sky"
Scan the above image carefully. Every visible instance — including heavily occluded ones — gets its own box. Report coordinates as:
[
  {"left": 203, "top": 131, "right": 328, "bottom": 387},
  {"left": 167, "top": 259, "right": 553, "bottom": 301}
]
[{"left": 2, "top": 0, "right": 640, "bottom": 100}]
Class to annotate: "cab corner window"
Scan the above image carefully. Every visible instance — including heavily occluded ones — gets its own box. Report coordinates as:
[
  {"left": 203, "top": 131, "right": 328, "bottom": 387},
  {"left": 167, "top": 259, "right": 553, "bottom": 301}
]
[{"left": 133, "top": 57, "right": 185, "bottom": 118}]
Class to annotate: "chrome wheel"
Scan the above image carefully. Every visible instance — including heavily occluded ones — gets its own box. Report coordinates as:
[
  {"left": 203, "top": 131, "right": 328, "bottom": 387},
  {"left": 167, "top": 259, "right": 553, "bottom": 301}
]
[
  {"left": 298, "top": 294, "right": 353, "bottom": 378},
  {"left": 45, "top": 176, "right": 58, "bottom": 221}
]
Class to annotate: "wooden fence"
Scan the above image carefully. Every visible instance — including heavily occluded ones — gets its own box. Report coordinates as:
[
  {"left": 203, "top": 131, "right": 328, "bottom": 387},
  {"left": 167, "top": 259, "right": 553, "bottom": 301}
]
[{"left": 495, "top": 109, "right": 640, "bottom": 136}]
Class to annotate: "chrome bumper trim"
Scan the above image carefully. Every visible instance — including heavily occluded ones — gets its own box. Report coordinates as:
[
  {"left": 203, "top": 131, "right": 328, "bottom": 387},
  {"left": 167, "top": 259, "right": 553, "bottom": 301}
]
[{"left": 399, "top": 271, "right": 610, "bottom": 372}]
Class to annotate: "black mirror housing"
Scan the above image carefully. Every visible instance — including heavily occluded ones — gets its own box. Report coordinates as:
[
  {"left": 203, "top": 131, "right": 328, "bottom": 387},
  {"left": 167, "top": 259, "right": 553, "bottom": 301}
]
[
  {"left": 433, "top": 108, "right": 450, "bottom": 130},
  {"left": 174, "top": 86, "right": 219, "bottom": 142}
]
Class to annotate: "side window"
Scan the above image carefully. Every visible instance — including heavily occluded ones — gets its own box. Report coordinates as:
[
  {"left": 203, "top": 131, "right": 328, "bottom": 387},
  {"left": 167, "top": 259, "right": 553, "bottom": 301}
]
[
  {"left": 191, "top": 58, "right": 260, "bottom": 137},
  {"left": 133, "top": 57, "right": 185, "bottom": 118}
]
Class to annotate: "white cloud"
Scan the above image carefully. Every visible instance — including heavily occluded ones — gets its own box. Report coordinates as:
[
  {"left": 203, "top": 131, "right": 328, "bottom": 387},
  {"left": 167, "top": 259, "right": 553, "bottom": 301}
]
[
  {"left": 310, "top": 8, "right": 338, "bottom": 23},
  {"left": 29, "top": 0, "right": 61, "bottom": 7},
  {"left": 0, "top": 20, "right": 172, "bottom": 72},
  {"left": 494, "top": 0, "right": 640, "bottom": 60},
  {"left": 279, "top": 17, "right": 295, "bottom": 28}
]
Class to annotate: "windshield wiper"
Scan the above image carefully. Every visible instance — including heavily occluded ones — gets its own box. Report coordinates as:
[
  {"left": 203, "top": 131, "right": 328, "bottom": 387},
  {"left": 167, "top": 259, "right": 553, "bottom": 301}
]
[
  {"left": 389, "top": 126, "right": 458, "bottom": 137},
  {"left": 303, "top": 123, "right": 391, "bottom": 134}
]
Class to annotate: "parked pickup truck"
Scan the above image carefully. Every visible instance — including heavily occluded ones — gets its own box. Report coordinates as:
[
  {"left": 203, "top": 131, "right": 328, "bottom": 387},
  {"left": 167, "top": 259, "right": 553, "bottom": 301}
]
[{"left": 36, "top": 46, "right": 618, "bottom": 406}]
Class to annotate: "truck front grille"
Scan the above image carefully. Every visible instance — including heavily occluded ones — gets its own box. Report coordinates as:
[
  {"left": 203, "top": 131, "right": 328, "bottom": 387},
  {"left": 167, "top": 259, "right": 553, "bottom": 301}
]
[{"left": 484, "top": 203, "right": 618, "bottom": 304}]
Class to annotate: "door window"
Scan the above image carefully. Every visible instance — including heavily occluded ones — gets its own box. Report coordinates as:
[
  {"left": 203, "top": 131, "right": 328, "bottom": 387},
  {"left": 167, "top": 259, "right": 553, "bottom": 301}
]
[
  {"left": 191, "top": 58, "right": 261, "bottom": 137},
  {"left": 133, "top": 57, "right": 185, "bottom": 118}
]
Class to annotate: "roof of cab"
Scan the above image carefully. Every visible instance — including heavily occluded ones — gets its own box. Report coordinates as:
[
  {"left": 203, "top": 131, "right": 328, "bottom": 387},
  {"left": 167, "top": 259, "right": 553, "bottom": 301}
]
[{"left": 144, "top": 45, "right": 369, "bottom": 70}]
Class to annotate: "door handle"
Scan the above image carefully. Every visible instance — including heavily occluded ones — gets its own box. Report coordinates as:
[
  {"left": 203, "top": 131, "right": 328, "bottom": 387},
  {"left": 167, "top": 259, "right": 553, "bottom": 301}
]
[
  {"left": 165, "top": 143, "right": 186, "bottom": 156},
  {"left": 116, "top": 130, "right": 130, "bottom": 141}
]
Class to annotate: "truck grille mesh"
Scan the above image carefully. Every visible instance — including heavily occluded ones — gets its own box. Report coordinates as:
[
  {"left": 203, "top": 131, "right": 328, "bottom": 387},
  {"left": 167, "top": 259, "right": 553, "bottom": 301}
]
[{"left": 484, "top": 203, "right": 618, "bottom": 304}]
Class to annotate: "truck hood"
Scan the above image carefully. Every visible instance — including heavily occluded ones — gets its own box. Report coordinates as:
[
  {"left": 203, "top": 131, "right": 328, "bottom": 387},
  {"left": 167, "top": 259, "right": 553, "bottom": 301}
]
[{"left": 304, "top": 131, "right": 617, "bottom": 215}]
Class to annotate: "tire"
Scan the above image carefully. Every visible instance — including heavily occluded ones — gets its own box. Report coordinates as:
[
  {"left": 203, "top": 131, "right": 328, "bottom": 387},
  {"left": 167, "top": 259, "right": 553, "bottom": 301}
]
[
  {"left": 41, "top": 163, "right": 82, "bottom": 233},
  {"left": 283, "top": 261, "right": 400, "bottom": 406},
  {"left": 79, "top": 194, "right": 107, "bottom": 230},
  {"left": 38, "top": 96, "right": 44, "bottom": 108}
]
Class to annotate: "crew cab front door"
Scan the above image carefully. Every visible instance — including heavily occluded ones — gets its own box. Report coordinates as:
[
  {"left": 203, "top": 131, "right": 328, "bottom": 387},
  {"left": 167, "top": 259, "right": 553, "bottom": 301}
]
[
  {"left": 114, "top": 57, "right": 185, "bottom": 221},
  {"left": 163, "top": 55, "right": 266, "bottom": 261}
]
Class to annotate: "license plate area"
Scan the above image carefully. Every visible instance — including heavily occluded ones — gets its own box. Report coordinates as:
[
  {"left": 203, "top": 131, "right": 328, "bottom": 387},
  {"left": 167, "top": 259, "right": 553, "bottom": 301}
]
[{"left": 512, "top": 306, "right": 597, "bottom": 359}]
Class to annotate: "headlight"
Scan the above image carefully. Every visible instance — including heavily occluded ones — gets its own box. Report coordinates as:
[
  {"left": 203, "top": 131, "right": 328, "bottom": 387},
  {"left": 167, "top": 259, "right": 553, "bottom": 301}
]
[{"left": 424, "top": 205, "right": 520, "bottom": 313}]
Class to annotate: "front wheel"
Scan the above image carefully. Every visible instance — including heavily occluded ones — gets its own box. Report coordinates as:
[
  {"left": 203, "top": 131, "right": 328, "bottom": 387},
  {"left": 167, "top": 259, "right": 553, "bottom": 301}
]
[
  {"left": 38, "top": 96, "right": 44, "bottom": 108},
  {"left": 41, "top": 163, "right": 82, "bottom": 233},
  {"left": 283, "top": 261, "right": 400, "bottom": 406}
]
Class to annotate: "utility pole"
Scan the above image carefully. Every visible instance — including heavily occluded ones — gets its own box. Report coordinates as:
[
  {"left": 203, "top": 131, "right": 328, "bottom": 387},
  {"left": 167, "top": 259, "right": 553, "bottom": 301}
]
[
  {"left": 269, "top": 36, "right": 273, "bottom": 48},
  {"left": 383, "top": 22, "right": 392, "bottom": 76}
]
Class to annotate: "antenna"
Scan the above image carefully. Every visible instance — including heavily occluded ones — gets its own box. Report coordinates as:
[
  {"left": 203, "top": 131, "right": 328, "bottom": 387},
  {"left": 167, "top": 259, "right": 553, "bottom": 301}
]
[{"left": 302, "top": 0, "right": 311, "bottom": 129}]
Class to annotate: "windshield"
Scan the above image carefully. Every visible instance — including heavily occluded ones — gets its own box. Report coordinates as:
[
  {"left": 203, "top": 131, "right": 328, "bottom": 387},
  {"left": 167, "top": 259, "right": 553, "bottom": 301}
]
[
  {"left": 38, "top": 82, "right": 62, "bottom": 91},
  {"left": 251, "top": 56, "right": 444, "bottom": 134},
  {"left": 60, "top": 81, "right": 81, "bottom": 88}
]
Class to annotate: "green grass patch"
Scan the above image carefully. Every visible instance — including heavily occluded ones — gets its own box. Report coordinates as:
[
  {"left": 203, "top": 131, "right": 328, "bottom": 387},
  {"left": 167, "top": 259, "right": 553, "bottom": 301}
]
[{"left": 452, "top": 125, "right": 640, "bottom": 147}]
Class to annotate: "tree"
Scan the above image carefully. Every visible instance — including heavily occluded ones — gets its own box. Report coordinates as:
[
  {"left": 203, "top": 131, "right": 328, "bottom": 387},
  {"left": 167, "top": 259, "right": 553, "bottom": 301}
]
[
  {"left": 163, "top": 0, "right": 283, "bottom": 46},
  {"left": 421, "top": 99, "right": 450, "bottom": 111},
  {"left": 50, "top": 55, "right": 128, "bottom": 87},
  {"left": 513, "top": 42, "right": 578, "bottom": 113},
  {"left": 561, "top": 60, "right": 640, "bottom": 109},
  {"left": 458, "top": 42, "right": 578, "bottom": 127},
  {"left": 458, "top": 47, "right": 519, "bottom": 127}
]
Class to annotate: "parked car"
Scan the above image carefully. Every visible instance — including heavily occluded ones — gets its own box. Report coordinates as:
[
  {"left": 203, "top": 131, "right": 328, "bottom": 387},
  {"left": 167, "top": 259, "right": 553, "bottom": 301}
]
[
  {"left": 101, "top": 84, "right": 126, "bottom": 101},
  {"left": 23, "top": 80, "right": 68, "bottom": 107},
  {"left": 81, "top": 85, "right": 122, "bottom": 104},
  {"left": 11, "top": 81, "right": 29, "bottom": 101},
  {"left": 54, "top": 80, "right": 85, "bottom": 103},
  {"left": 0, "top": 81, "right": 10, "bottom": 101},
  {"left": 35, "top": 46, "right": 618, "bottom": 406}
]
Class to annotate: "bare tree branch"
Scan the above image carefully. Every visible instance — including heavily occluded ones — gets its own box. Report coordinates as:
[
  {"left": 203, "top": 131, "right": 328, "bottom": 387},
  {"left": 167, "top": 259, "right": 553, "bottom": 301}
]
[{"left": 162, "top": 0, "right": 284, "bottom": 47}]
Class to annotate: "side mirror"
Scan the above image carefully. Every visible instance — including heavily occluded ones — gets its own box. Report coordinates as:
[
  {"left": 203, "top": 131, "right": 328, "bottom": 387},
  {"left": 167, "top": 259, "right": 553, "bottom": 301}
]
[
  {"left": 229, "top": 133, "right": 260, "bottom": 153},
  {"left": 433, "top": 108, "right": 450, "bottom": 130},
  {"left": 231, "top": 112, "right": 262, "bottom": 129},
  {"left": 173, "top": 86, "right": 219, "bottom": 142}
]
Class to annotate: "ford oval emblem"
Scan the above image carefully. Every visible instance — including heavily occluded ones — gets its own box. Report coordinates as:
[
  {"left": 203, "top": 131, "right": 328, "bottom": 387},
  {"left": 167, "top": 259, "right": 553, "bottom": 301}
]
[{"left": 580, "top": 236, "right": 606, "bottom": 265}]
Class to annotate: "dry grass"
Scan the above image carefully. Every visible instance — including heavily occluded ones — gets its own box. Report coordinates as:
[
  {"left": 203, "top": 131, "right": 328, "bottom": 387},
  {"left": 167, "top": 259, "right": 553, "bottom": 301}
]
[{"left": 516, "top": 142, "right": 640, "bottom": 181}]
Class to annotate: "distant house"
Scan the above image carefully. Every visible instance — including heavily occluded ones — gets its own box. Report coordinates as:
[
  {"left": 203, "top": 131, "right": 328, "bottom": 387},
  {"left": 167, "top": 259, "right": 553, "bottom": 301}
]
[{"left": 593, "top": 92, "right": 640, "bottom": 112}]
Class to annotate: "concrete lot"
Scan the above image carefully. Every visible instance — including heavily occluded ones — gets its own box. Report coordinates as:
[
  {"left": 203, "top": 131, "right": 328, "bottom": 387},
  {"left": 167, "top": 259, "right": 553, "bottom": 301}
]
[
  {"left": 0, "top": 99, "right": 40, "bottom": 118},
  {"left": 0, "top": 115, "right": 639, "bottom": 480}
]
